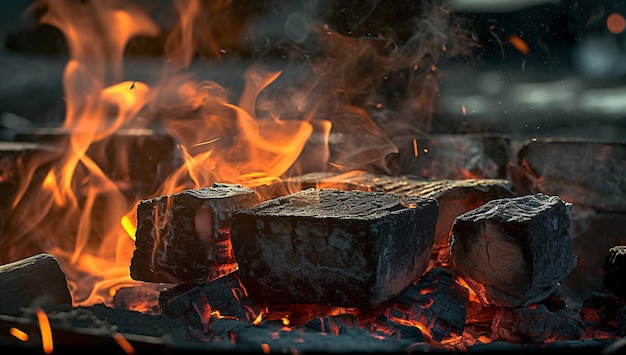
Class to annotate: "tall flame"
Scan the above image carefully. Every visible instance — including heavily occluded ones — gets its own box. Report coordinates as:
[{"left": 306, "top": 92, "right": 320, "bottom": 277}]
[{"left": 3, "top": 0, "right": 469, "bottom": 308}]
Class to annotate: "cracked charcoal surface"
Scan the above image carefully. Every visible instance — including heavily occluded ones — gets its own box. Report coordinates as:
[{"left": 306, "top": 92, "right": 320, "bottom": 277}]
[{"left": 450, "top": 193, "right": 576, "bottom": 307}]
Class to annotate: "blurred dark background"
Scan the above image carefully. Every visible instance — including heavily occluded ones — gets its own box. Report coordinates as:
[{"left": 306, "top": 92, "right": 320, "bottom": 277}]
[{"left": 1, "top": 0, "right": 625, "bottom": 141}]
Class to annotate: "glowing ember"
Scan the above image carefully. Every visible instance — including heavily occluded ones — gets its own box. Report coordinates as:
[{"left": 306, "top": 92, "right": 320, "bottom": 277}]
[
  {"left": 36, "top": 308, "right": 53, "bottom": 354},
  {"left": 113, "top": 332, "right": 136, "bottom": 355},
  {"left": 508, "top": 34, "right": 530, "bottom": 56}
]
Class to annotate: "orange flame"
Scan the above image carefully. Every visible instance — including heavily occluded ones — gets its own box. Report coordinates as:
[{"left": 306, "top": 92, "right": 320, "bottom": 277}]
[
  {"left": 508, "top": 34, "right": 530, "bottom": 56},
  {"left": 113, "top": 333, "right": 136, "bottom": 355},
  {"left": 4, "top": 0, "right": 468, "bottom": 312},
  {"left": 10, "top": 327, "right": 29, "bottom": 342}
]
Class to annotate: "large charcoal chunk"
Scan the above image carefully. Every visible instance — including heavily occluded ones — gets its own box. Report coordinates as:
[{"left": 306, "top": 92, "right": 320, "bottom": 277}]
[
  {"left": 513, "top": 139, "right": 626, "bottom": 212},
  {"left": 231, "top": 188, "right": 438, "bottom": 309},
  {"left": 289, "top": 171, "right": 514, "bottom": 255},
  {"left": 450, "top": 193, "right": 576, "bottom": 307},
  {"left": 130, "top": 183, "right": 261, "bottom": 284}
]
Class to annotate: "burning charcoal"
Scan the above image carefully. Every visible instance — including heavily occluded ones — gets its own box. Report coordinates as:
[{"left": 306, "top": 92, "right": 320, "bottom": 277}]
[
  {"left": 159, "top": 272, "right": 260, "bottom": 333},
  {"left": 203, "top": 318, "right": 250, "bottom": 341},
  {"left": 260, "top": 303, "right": 351, "bottom": 326},
  {"left": 390, "top": 133, "right": 510, "bottom": 179},
  {"left": 130, "top": 183, "right": 261, "bottom": 284},
  {"left": 385, "top": 267, "right": 468, "bottom": 342},
  {"left": 618, "top": 306, "right": 626, "bottom": 336},
  {"left": 513, "top": 138, "right": 626, "bottom": 213},
  {"left": 0, "top": 253, "right": 72, "bottom": 317},
  {"left": 450, "top": 194, "right": 577, "bottom": 307},
  {"left": 0, "top": 141, "right": 61, "bottom": 210},
  {"left": 289, "top": 171, "right": 514, "bottom": 262},
  {"left": 231, "top": 188, "right": 438, "bottom": 308},
  {"left": 492, "top": 304, "right": 586, "bottom": 343},
  {"left": 580, "top": 292, "right": 626, "bottom": 334},
  {"left": 604, "top": 246, "right": 626, "bottom": 300}
]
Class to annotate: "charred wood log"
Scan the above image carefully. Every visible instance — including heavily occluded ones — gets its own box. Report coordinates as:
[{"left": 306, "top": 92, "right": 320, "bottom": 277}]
[
  {"left": 0, "top": 253, "right": 72, "bottom": 316},
  {"left": 231, "top": 188, "right": 438, "bottom": 308},
  {"left": 158, "top": 272, "right": 260, "bottom": 334},
  {"left": 450, "top": 194, "right": 577, "bottom": 307},
  {"left": 289, "top": 171, "right": 514, "bottom": 262},
  {"left": 512, "top": 138, "right": 626, "bottom": 213},
  {"left": 130, "top": 183, "right": 261, "bottom": 284},
  {"left": 385, "top": 267, "right": 468, "bottom": 342},
  {"left": 604, "top": 246, "right": 626, "bottom": 300}
]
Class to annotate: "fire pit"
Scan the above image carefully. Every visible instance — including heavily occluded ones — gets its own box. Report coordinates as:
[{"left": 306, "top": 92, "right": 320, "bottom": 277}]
[{"left": 1, "top": 0, "right": 625, "bottom": 354}]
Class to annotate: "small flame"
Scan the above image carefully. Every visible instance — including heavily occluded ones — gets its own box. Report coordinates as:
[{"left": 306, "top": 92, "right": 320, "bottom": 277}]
[
  {"left": 10, "top": 327, "right": 29, "bottom": 342},
  {"left": 36, "top": 309, "right": 53, "bottom": 354}
]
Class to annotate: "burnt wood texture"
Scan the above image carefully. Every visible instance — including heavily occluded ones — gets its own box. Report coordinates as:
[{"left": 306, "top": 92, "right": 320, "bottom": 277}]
[
  {"left": 230, "top": 188, "right": 438, "bottom": 309},
  {"left": 604, "top": 246, "right": 626, "bottom": 300},
  {"left": 450, "top": 193, "right": 577, "bottom": 307}
]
